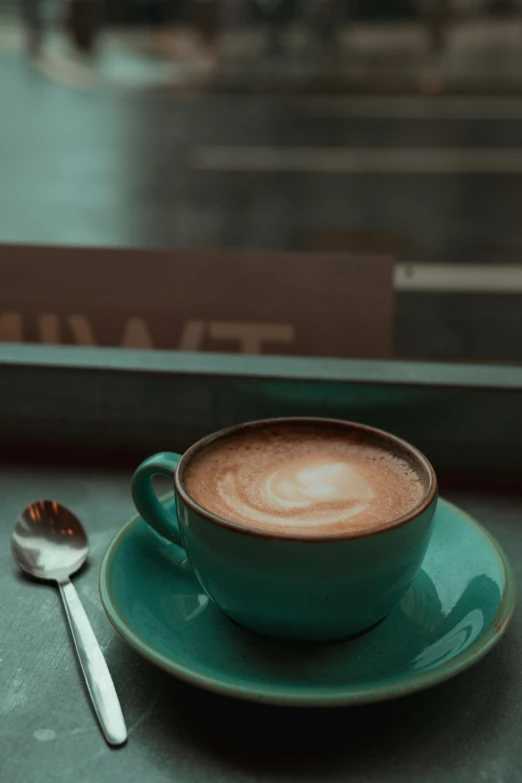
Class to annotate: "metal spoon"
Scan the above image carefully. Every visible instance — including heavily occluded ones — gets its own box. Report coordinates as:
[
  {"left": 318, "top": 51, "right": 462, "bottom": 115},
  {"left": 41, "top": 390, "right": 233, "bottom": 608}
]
[{"left": 12, "top": 500, "right": 127, "bottom": 746}]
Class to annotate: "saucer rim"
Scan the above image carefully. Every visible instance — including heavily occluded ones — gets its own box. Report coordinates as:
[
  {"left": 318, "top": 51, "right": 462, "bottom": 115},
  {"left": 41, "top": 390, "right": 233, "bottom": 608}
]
[{"left": 99, "top": 496, "right": 516, "bottom": 707}]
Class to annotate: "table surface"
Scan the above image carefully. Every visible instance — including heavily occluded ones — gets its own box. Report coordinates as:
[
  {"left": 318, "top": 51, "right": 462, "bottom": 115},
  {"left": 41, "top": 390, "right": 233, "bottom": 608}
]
[{"left": 1, "top": 463, "right": 521, "bottom": 783}]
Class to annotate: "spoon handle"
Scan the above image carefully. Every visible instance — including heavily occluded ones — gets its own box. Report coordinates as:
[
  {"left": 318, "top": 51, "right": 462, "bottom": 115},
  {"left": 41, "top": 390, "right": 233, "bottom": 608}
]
[{"left": 59, "top": 579, "right": 127, "bottom": 746}]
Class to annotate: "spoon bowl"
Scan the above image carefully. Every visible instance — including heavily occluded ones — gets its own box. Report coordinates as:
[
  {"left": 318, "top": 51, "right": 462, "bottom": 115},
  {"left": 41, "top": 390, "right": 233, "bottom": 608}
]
[{"left": 12, "top": 500, "right": 88, "bottom": 582}]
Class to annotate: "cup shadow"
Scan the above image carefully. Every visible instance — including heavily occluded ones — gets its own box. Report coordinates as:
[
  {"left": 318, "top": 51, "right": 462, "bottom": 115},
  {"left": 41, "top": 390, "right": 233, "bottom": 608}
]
[{"left": 111, "top": 631, "right": 514, "bottom": 779}]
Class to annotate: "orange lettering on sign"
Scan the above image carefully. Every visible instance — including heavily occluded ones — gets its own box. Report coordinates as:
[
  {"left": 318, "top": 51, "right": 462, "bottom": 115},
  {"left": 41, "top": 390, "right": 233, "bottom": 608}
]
[
  {"left": 68, "top": 315, "right": 97, "bottom": 346},
  {"left": 0, "top": 313, "right": 296, "bottom": 354},
  {"left": 38, "top": 313, "right": 60, "bottom": 344},
  {"left": 208, "top": 321, "right": 294, "bottom": 354},
  {"left": 0, "top": 311, "right": 23, "bottom": 342},
  {"left": 121, "top": 317, "right": 154, "bottom": 349},
  {"left": 178, "top": 320, "right": 206, "bottom": 351}
]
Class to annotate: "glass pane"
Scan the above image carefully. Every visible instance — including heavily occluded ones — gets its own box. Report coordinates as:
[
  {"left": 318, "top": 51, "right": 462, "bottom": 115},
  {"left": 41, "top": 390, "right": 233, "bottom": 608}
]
[{"left": 1, "top": 1, "right": 522, "bottom": 362}]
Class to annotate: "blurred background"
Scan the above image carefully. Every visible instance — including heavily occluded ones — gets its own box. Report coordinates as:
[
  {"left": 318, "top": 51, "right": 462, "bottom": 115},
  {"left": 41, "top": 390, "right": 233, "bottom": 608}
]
[{"left": 2, "top": 0, "right": 522, "bottom": 363}]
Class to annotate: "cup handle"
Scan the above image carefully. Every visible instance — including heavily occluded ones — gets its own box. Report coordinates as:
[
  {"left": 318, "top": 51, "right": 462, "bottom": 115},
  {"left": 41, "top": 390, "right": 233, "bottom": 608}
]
[{"left": 131, "top": 452, "right": 183, "bottom": 547}]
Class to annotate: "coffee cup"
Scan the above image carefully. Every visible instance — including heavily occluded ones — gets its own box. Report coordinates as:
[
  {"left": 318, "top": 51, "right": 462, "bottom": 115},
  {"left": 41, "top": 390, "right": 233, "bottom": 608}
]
[{"left": 131, "top": 417, "right": 438, "bottom": 641}]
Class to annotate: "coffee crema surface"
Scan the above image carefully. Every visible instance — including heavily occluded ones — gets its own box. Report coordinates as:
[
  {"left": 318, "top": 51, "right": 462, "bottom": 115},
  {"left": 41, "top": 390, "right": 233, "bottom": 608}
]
[{"left": 184, "top": 425, "right": 425, "bottom": 537}]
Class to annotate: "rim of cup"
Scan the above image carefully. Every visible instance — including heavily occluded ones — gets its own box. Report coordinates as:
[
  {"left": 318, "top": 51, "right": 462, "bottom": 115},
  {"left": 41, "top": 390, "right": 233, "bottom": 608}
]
[{"left": 174, "top": 417, "right": 438, "bottom": 542}]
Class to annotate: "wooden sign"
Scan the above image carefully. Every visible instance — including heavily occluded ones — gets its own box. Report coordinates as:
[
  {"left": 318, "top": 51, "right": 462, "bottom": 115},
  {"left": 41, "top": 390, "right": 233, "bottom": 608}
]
[{"left": 0, "top": 245, "right": 394, "bottom": 358}]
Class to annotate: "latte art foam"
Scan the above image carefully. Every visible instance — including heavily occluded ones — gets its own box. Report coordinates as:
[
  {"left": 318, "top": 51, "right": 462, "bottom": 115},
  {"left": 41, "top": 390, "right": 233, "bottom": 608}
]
[
  {"left": 185, "top": 425, "right": 425, "bottom": 537},
  {"left": 218, "top": 458, "right": 375, "bottom": 527}
]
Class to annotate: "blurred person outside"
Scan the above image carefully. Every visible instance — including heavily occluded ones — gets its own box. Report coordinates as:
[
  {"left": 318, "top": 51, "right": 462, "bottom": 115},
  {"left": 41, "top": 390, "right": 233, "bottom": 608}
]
[
  {"left": 256, "top": 0, "right": 343, "bottom": 57},
  {"left": 18, "top": 0, "right": 220, "bottom": 65},
  {"left": 305, "top": 0, "right": 344, "bottom": 55},
  {"left": 418, "top": 0, "right": 452, "bottom": 53},
  {"left": 20, "top": 0, "right": 43, "bottom": 55},
  {"left": 416, "top": 0, "right": 522, "bottom": 55},
  {"left": 193, "top": 0, "right": 220, "bottom": 65},
  {"left": 153, "top": 0, "right": 221, "bottom": 71},
  {"left": 20, "top": 0, "right": 100, "bottom": 56}
]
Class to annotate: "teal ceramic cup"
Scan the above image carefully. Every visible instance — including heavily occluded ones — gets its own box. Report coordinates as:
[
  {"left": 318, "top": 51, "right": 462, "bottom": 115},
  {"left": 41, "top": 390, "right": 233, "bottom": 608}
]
[{"left": 131, "top": 418, "right": 438, "bottom": 642}]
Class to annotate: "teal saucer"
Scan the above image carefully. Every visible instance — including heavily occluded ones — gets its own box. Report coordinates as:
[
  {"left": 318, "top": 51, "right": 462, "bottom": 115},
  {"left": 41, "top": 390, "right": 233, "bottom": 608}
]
[{"left": 100, "top": 497, "right": 515, "bottom": 707}]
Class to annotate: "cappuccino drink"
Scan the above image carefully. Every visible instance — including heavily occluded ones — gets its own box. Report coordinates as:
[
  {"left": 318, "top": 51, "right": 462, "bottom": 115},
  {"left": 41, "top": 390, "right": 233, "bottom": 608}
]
[{"left": 185, "top": 421, "right": 425, "bottom": 538}]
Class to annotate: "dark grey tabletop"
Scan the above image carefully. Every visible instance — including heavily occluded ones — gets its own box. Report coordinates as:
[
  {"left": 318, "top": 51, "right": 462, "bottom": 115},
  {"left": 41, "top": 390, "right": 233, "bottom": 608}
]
[{"left": 2, "top": 463, "right": 521, "bottom": 783}]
